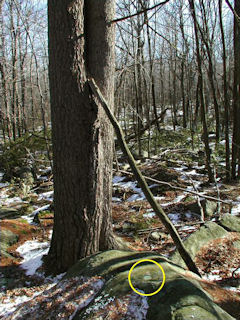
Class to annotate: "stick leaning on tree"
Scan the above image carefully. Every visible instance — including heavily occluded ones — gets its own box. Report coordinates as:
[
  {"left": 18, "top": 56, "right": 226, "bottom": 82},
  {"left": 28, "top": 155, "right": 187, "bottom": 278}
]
[{"left": 88, "top": 77, "right": 201, "bottom": 277}]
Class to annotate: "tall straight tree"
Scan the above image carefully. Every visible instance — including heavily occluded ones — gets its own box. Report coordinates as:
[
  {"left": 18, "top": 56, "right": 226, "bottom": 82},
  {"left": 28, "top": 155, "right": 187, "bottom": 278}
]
[
  {"left": 47, "top": 0, "right": 118, "bottom": 273},
  {"left": 188, "top": 0, "right": 213, "bottom": 182},
  {"left": 231, "top": 0, "right": 240, "bottom": 179}
]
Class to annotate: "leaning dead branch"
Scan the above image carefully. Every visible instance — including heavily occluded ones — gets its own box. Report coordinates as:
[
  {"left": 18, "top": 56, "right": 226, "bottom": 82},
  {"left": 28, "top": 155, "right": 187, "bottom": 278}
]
[{"left": 88, "top": 77, "right": 201, "bottom": 277}]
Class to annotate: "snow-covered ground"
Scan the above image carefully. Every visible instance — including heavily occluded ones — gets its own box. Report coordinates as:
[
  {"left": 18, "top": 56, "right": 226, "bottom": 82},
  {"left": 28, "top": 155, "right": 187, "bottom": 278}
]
[
  {"left": 1, "top": 159, "right": 240, "bottom": 318},
  {"left": 0, "top": 235, "right": 66, "bottom": 318},
  {"left": 16, "top": 240, "right": 50, "bottom": 276}
]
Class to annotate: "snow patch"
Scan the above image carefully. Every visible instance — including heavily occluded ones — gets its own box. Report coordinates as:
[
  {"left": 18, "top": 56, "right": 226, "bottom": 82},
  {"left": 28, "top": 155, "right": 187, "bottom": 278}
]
[
  {"left": 168, "top": 212, "right": 181, "bottom": 224},
  {"left": 203, "top": 270, "right": 222, "bottom": 281},
  {"left": 16, "top": 240, "right": 50, "bottom": 276},
  {"left": 0, "top": 292, "right": 36, "bottom": 317},
  {"left": 37, "top": 191, "right": 53, "bottom": 201},
  {"left": 112, "top": 196, "right": 122, "bottom": 202},
  {"left": 113, "top": 176, "right": 145, "bottom": 201},
  {"left": 0, "top": 182, "right": 8, "bottom": 188},
  {"left": 31, "top": 204, "right": 50, "bottom": 216},
  {"left": 1, "top": 196, "right": 23, "bottom": 205},
  {"left": 112, "top": 175, "right": 126, "bottom": 184},
  {"left": 143, "top": 211, "right": 156, "bottom": 219},
  {"left": 161, "top": 194, "right": 186, "bottom": 207},
  {"left": 231, "top": 201, "right": 240, "bottom": 215}
]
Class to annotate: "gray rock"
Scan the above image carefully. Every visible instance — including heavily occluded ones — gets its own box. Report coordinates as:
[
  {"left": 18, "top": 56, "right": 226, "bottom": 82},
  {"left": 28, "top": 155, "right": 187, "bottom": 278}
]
[
  {"left": 66, "top": 250, "right": 234, "bottom": 320},
  {"left": 219, "top": 214, "right": 240, "bottom": 232},
  {"left": 171, "top": 222, "right": 228, "bottom": 268},
  {"left": 233, "top": 240, "right": 240, "bottom": 250},
  {"left": 16, "top": 166, "right": 35, "bottom": 185},
  {"left": 150, "top": 232, "right": 168, "bottom": 242},
  {"left": 122, "top": 221, "right": 136, "bottom": 231},
  {"left": 150, "top": 231, "right": 161, "bottom": 241},
  {"left": 6, "top": 250, "right": 234, "bottom": 319},
  {"left": 185, "top": 199, "right": 218, "bottom": 217},
  {"left": 203, "top": 199, "right": 218, "bottom": 217},
  {"left": 0, "top": 207, "right": 20, "bottom": 219},
  {"left": 0, "top": 229, "right": 19, "bottom": 259}
]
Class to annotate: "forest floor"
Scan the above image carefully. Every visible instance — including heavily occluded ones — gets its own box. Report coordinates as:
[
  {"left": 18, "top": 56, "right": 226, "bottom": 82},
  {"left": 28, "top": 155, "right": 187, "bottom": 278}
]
[{"left": 1, "top": 127, "right": 240, "bottom": 318}]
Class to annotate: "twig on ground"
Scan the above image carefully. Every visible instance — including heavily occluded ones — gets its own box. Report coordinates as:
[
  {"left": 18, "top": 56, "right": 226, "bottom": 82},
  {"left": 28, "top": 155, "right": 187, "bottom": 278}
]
[{"left": 113, "top": 168, "right": 232, "bottom": 207}]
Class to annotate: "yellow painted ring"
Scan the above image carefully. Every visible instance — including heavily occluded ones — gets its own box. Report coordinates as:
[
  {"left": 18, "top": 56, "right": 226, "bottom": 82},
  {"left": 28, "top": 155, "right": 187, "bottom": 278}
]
[{"left": 128, "top": 259, "right": 166, "bottom": 296}]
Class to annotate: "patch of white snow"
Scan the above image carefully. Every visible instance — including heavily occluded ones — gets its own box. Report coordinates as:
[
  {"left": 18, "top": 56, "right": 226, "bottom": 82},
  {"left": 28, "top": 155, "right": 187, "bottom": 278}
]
[{"left": 16, "top": 240, "right": 50, "bottom": 276}]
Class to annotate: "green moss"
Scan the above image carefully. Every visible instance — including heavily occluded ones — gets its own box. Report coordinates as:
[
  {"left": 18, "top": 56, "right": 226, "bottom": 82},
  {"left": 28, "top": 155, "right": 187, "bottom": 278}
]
[
  {"left": 183, "top": 196, "right": 195, "bottom": 203},
  {"left": 20, "top": 230, "right": 28, "bottom": 235},
  {"left": 68, "top": 250, "right": 234, "bottom": 320},
  {"left": 17, "top": 218, "right": 28, "bottom": 224}
]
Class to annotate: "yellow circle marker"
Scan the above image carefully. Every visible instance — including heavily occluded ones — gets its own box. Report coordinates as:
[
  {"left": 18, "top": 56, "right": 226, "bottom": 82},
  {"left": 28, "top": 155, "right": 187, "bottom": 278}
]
[{"left": 128, "top": 259, "right": 166, "bottom": 297}]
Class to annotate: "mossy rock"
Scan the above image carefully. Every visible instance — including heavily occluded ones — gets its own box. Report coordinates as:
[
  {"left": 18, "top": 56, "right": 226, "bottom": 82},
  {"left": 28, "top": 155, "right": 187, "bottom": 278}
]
[
  {"left": 233, "top": 240, "right": 240, "bottom": 249},
  {"left": 139, "top": 164, "right": 180, "bottom": 194},
  {"left": 184, "top": 199, "right": 218, "bottom": 218},
  {"left": 66, "top": 250, "right": 234, "bottom": 320},
  {"left": 0, "top": 207, "right": 20, "bottom": 219},
  {"left": 0, "top": 203, "right": 34, "bottom": 220},
  {"left": 144, "top": 166, "right": 179, "bottom": 183},
  {"left": 219, "top": 214, "right": 240, "bottom": 232},
  {"left": 171, "top": 222, "right": 229, "bottom": 268},
  {"left": 0, "top": 130, "right": 51, "bottom": 182},
  {"left": 0, "top": 229, "right": 19, "bottom": 259}
]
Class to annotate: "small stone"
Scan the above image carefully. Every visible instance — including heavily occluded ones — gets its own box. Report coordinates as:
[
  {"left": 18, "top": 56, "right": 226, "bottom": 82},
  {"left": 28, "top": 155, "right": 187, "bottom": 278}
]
[{"left": 150, "top": 231, "right": 161, "bottom": 241}]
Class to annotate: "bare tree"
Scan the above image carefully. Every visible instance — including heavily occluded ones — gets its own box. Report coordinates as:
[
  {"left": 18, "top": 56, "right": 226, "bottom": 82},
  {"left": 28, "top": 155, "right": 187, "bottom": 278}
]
[
  {"left": 188, "top": 0, "right": 214, "bottom": 182},
  {"left": 231, "top": 0, "right": 240, "bottom": 179},
  {"left": 46, "top": 0, "right": 119, "bottom": 273}
]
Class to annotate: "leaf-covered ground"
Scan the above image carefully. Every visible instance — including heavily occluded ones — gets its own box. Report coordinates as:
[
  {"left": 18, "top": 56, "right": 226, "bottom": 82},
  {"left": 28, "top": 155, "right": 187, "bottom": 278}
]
[{"left": 1, "top": 132, "right": 240, "bottom": 319}]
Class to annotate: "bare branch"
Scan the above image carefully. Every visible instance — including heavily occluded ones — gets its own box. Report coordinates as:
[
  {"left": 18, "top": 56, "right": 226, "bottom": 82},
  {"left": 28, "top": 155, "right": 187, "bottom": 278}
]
[
  {"left": 111, "top": 0, "right": 171, "bottom": 24},
  {"left": 225, "top": 0, "right": 240, "bottom": 25},
  {"left": 113, "top": 169, "right": 232, "bottom": 206}
]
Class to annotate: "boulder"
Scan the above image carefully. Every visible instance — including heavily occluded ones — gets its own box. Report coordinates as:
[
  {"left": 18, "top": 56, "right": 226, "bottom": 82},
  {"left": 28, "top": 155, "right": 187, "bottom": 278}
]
[
  {"left": 219, "top": 214, "right": 240, "bottom": 232},
  {"left": 2, "top": 166, "right": 35, "bottom": 185},
  {"left": 0, "top": 208, "right": 20, "bottom": 220},
  {"left": 0, "top": 204, "right": 33, "bottom": 220},
  {"left": 171, "top": 222, "right": 228, "bottom": 268},
  {"left": 16, "top": 166, "right": 35, "bottom": 185},
  {"left": 184, "top": 199, "right": 218, "bottom": 217},
  {"left": 68, "top": 251, "right": 233, "bottom": 320},
  {"left": 149, "top": 232, "right": 168, "bottom": 242},
  {"left": 4, "top": 250, "right": 234, "bottom": 319},
  {"left": 0, "top": 229, "right": 19, "bottom": 258},
  {"left": 150, "top": 231, "right": 161, "bottom": 241}
]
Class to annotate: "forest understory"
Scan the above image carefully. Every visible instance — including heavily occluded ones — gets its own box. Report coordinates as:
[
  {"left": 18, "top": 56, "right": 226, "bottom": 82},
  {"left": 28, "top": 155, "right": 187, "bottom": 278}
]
[{"left": 0, "top": 125, "right": 240, "bottom": 319}]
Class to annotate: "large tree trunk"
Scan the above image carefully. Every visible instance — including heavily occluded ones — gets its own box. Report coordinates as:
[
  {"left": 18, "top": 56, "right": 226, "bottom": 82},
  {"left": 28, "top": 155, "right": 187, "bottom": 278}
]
[
  {"left": 219, "top": 0, "right": 231, "bottom": 181},
  {"left": 47, "top": 0, "right": 117, "bottom": 274},
  {"left": 0, "top": 0, "right": 11, "bottom": 140},
  {"left": 231, "top": 0, "right": 240, "bottom": 179}
]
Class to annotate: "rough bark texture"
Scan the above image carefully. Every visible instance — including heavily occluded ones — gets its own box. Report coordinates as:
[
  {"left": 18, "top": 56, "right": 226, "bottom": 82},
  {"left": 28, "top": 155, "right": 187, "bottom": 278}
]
[
  {"left": 219, "top": 0, "right": 231, "bottom": 180},
  {"left": 47, "top": 0, "right": 117, "bottom": 273},
  {"left": 231, "top": 0, "right": 240, "bottom": 179},
  {"left": 88, "top": 78, "right": 201, "bottom": 277}
]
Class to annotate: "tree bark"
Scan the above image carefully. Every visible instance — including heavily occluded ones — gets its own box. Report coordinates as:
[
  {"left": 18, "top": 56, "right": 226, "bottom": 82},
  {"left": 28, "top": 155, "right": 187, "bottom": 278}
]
[
  {"left": 46, "top": 0, "right": 118, "bottom": 274},
  {"left": 0, "top": 0, "right": 11, "bottom": 140},
  {"left": 88, "top": 78, "right": 201, "bottom": 277},
  {"left": 231, "top": 0, "right": 240, "bottom": 179},
  {"left": 219, "top": 0, "right": 231, "bottom": 180},
  {"left": 189, "top": 0, "right": 214, "bottom": 182}
]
